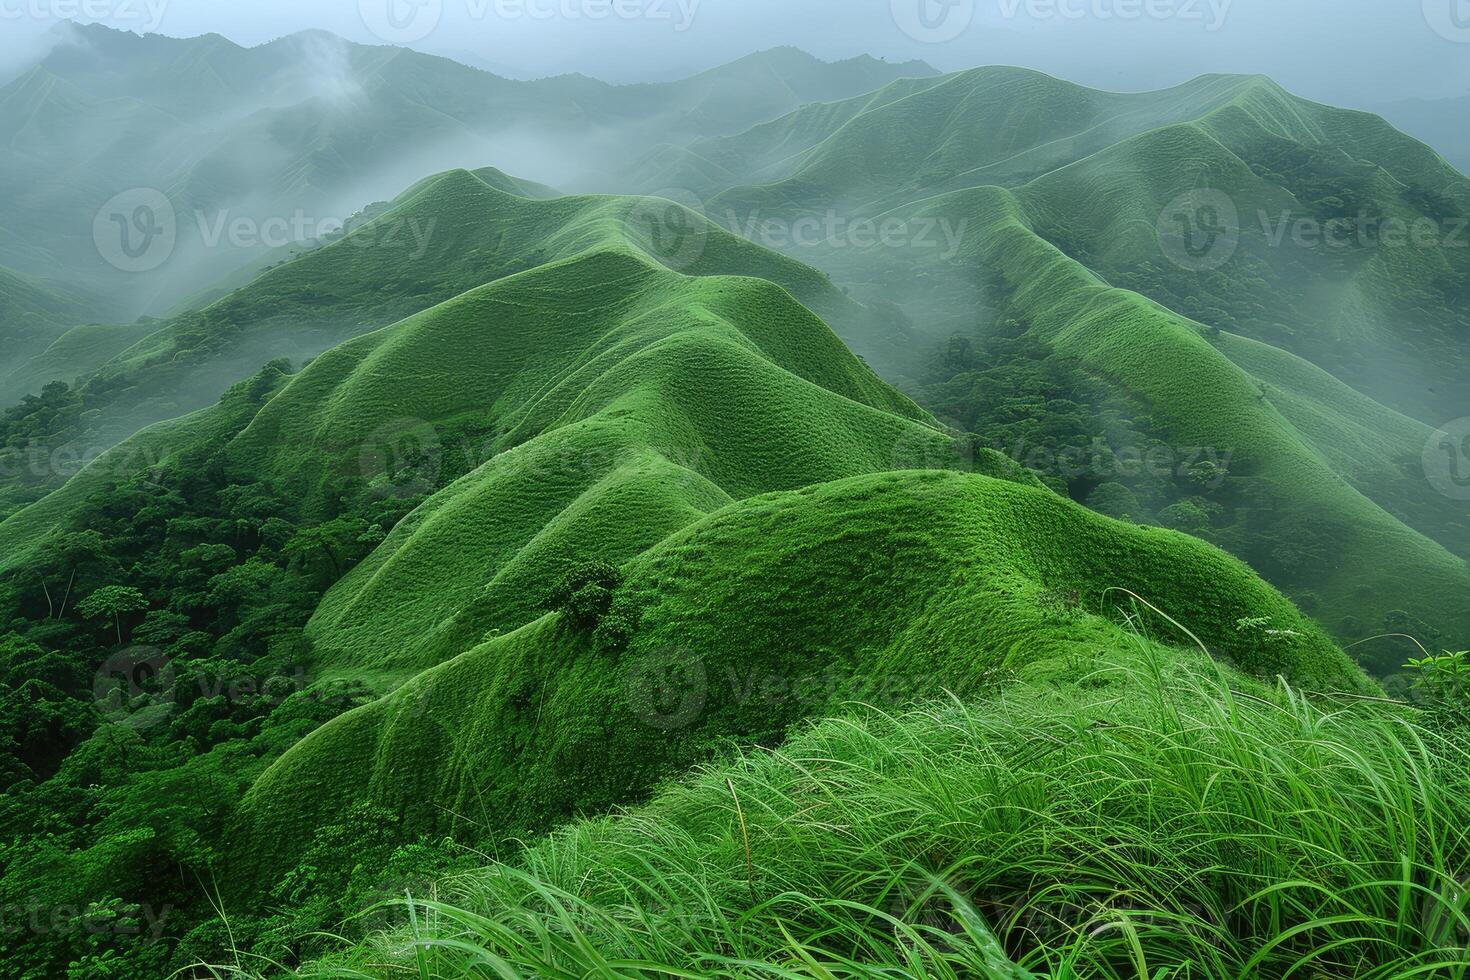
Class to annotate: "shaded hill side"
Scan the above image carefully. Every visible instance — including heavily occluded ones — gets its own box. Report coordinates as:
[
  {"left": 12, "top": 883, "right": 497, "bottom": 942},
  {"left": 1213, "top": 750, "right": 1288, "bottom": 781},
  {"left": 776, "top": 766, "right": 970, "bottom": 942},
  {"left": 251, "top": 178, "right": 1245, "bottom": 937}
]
[
  {"left": 1014, "top": 112, "right": 1469, "bottom": 423},
  {"left": 909, "top": 184, "right": 1470, "bottom": 659},
  {"left": 0, "top": 264, "right": 102, "bottom": 378},
  {"left": 231, "top": 468, "right": 1370, "bottom": 892},
  {"left": 0, "top": 320, "right": 159, "bottom": 406}
]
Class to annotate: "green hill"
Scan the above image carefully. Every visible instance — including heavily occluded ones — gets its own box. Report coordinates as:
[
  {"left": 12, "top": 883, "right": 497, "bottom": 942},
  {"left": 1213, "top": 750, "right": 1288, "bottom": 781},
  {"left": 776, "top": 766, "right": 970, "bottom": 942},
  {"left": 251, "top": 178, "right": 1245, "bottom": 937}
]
[
  {"left": 1, "top": 51, "right": 1464, "bottom": 980},
  {"left": 233, "top": 464, "right": 1366, "bottom": 891},
  {"left": 0, "top": 264, "right": 100, "bottom": 379},
  {"left": 0, "top": 221, "right": 1367, "bottom": 913},
  {"left": 685, "top": 69, "right": 1468, "bottom": 423},
  {"left": 898, "top": 184, "right": 1470, "bottom": 664}
]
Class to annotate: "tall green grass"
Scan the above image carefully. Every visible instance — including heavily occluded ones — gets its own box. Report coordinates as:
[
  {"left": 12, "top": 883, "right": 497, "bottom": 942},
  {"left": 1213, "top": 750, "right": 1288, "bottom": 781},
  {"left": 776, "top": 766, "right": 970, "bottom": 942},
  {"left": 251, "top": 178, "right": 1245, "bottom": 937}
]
[{"left": 244, "top": 642, "right": 1469, "bottom": 979}]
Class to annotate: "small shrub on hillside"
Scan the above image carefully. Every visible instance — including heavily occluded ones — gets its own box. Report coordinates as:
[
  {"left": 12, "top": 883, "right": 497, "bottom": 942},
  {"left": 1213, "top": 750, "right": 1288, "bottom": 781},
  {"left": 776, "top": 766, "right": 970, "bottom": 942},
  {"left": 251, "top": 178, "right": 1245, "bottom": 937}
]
[
  {"left": 1406, "top": 650, "right": 1470, "bottom": 732},
  {"left": 547, "top": 561, "right": 624, "bottom": 632}
]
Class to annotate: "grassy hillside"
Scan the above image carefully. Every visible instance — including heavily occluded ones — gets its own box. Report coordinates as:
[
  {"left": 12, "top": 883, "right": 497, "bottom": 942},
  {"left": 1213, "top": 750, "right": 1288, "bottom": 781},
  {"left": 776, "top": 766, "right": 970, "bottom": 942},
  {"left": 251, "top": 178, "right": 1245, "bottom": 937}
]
[
  {"left": 2, "top": 50, "right": 1464, "bottom": 980},
  {"left": 0, "top": 263, "right": 100, "bottom": 380},
  {"left": 630, "top": 68, "right": 1470, "bottom": 659},
  {"left": 689, "top": 70, "right": 1468, "bottom": 424},
  {"left": 232, "top": 467, "right": 1367, "bottom": 892},
  {"left": 220, "top": 249, "right": 939, "bottom": 673}
]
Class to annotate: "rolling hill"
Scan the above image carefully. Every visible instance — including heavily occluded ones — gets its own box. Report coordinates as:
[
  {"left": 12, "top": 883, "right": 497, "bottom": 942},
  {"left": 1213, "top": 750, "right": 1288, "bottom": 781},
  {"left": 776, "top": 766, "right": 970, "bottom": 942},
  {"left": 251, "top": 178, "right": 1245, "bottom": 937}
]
[
  {"left": 0, "top": 198, "right": 1369, "bottom": 898},
  {"left": 683, "top": 70, "right": 1469, "bottom": 423},
  {"left": 0, "top": 167, "right": 921, "bottom": 522}
]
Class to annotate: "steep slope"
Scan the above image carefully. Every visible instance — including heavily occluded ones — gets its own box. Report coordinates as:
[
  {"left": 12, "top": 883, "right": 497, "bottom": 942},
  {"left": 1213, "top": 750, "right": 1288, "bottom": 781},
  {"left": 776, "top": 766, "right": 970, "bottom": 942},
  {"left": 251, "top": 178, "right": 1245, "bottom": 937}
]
[
  {"left": 214, "top": 249, "right": 963, "bottom": 674},
  {"left": 690, "top": 71, "right": 1469, "bottom": 423},
  {"left": 1373, "top": 95, "right": 1470, "bottom": 177},
  {"left": 0, "top": 223, "right": 1367, "bottom": 901},
  {"left": 903, "top": 184, "right": 1470, "bottom": 662},
  {"left": 316, "top": 657, "right": 1463, "bottom": 980}
]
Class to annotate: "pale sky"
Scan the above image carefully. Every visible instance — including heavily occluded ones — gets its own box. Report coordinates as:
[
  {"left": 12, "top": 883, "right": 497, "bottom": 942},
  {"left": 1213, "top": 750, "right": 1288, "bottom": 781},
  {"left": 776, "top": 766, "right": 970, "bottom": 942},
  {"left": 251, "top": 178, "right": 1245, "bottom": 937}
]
[{"left": 1, "top": 0, "right": 1467, "bottom": 104}]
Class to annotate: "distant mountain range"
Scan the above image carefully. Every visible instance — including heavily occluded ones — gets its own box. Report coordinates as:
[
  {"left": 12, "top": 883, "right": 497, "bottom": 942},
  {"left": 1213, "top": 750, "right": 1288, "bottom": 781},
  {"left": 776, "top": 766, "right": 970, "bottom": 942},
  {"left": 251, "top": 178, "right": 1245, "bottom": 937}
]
[{"left": 0, "top": 23, "right": 934, "bottom": 318}]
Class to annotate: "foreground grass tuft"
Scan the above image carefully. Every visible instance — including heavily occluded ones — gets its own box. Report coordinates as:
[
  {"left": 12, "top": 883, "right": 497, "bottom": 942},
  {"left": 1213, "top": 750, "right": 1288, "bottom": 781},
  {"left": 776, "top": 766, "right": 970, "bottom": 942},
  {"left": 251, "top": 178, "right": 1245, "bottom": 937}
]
[{"left": 267, "top": 643, "right": 1469, "bottom": 978}]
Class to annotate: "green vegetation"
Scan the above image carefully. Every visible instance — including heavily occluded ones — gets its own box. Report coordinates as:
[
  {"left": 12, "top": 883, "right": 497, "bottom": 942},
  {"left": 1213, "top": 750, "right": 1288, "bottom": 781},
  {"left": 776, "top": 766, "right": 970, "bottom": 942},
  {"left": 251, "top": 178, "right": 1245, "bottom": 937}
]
[
  {"left": 0, "top": 36, "right": 1465, "bottom": 980},
  {"left": 254, "top": 642, "right": 1466, "bottom": 979},
  {"left": 645, "top": 66, "right": 1470, "bottom": 661}
]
